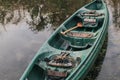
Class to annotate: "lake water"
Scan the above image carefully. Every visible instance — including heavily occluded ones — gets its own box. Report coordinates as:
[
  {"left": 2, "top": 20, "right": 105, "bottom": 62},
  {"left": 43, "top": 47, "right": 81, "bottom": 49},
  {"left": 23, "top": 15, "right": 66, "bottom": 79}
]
[{"left": 0, "top": 0, "right": 120, "bottom": 80}]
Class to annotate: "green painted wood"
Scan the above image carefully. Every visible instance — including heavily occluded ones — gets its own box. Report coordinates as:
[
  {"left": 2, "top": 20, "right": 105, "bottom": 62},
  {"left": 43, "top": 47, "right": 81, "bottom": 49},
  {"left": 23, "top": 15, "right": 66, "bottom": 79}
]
[{"left": 20, "top": 0, "right": 109, "bottom": 80}]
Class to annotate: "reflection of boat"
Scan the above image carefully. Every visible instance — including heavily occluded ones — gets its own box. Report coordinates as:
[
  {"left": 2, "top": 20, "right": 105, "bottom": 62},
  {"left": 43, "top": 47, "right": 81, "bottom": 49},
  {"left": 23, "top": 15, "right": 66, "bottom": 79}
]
[{"left": 20, "top": 0, "right": 109, "bottom": 80}]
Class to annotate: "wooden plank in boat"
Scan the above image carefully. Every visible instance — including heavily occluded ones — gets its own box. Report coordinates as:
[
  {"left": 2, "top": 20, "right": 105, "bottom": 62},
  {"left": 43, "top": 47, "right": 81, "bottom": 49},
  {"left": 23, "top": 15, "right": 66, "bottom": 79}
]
[
  {"left": 48, "top": 62, "right": 73, "bottom": 67},
  {"left": 67, "top": 32, "right": 93, "bottom": 38},
  {"left": 47, "top": 70, "right": 67, "bottom": 77}
]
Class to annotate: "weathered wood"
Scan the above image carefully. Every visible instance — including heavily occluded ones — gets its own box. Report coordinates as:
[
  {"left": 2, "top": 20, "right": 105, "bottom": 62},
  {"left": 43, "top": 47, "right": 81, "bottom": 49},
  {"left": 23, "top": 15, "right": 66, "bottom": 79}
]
[{"left": 61, "top": 22, "right": 82, "bottom": 35}]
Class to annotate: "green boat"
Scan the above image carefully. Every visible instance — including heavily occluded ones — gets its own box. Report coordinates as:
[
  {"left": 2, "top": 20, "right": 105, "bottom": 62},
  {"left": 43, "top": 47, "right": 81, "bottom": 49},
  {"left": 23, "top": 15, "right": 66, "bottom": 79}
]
[{"left": 20, "top": 0, "right": 109, "bottom": 80}]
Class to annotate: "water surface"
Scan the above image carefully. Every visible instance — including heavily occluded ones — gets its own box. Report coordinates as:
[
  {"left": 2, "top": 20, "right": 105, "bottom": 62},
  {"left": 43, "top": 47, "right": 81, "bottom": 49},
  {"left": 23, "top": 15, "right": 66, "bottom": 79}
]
[
  {"left": 96, "top": 0, "right": 120, "bottom": 80},
  {"left": 0, "top": 0, "right": 120, "bottom": 80}
]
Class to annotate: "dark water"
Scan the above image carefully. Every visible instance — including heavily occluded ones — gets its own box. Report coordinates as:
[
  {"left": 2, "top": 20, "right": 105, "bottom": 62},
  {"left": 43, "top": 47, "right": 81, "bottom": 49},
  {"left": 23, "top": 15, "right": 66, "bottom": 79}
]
[
  {"left": 0, "top": 0, "right": 120, "bottom": 80},
  {"left": 96, "top": 0, "right": 120, "bottom": 80}
]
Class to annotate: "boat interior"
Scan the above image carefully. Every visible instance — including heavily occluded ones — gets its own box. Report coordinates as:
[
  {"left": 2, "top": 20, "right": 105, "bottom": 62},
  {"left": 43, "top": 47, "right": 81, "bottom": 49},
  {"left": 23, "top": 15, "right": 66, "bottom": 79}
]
[
  {"left": 26, "top": 52, "right": 80, "bottom": 80},
  {"left": 48, "top": 8, "right": 105, "bottom": 51},
  {"left": 25, "top": 1, "right": 106, "bottom": 80},
  {"left": 85, "top": 0, "right": 104, "bottom": 10}
]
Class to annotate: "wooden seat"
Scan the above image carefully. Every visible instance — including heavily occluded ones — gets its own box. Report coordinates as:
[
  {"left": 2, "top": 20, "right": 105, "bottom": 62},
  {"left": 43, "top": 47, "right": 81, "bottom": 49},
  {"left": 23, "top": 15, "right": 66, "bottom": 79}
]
[
  {"left": 81, "top": 10, "right": 104, "bottom": 17},
  {"left": 67, "top": 32, "right": 93, "bottom": 38},
  {"left": 84, "top": 18, "right": 96, "bottom": 23},
  {"left": 83, "top": 18, "right": 98, "bottom": 28},
  {"left": 47, "top": 70, "right": 67, "bottom": 77}
]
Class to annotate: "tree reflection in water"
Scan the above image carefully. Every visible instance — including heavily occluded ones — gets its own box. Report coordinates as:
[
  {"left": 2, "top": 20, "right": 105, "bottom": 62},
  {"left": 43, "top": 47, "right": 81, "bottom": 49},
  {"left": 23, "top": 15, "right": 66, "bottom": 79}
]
[
  {"left": 0, "top": 0, "right": 111, "bottom": 80},
  {"left": 0, "top": 0, "right": 90, "bottom": 32},
  {"left": 111, "top": 0, "right": 120, "bottom": 28}
]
